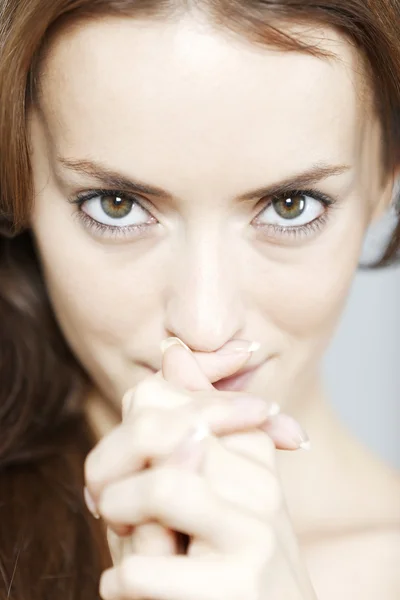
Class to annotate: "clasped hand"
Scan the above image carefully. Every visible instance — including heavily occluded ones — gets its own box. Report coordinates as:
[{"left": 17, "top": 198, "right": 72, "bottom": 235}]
[{"left": 85, "top": 338, "right": 317, "bottom": 600}]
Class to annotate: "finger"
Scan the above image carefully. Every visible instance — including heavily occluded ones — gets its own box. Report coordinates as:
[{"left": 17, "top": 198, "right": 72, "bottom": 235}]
[
  {"left": 106, "top": 524, "right": 178, "bottom": 563},
  {"left": 122, "top": 376, "right": 184, "bottom": 559},
  {"left": 193, "top": 340, "right": 260, "bottom": 384},
  {"left": 162, "top": 342, "right": 213, "bottom": 391},
  {"left": 107, "top": 528, "right": 134, "bottom": 566},
  {"left": 162, "top": 339, "right": 258, "bottom": 388},
  {"left": 220, "top": 412, "right": 310, "bottom": 460},
  {"left": 121, "top": 376, "right": 191, "bottom": 418},
  {"left": 261, "top": 413, "right": 310, "bottom": 450},
  {"left": 98, "top": 466, "right": 272, "bottom": 554},
  {"left": 199, "top": 435, "right": 282, "bottom": 518},
  {"left": 100, "top": 555, "right": 255, "bottom": 600},
  {"left": 131, "top": 523, "right": 177, "bottom": 556},
  {"left": 106, "top": 522, "right": 176, "bottom": 557},
  {"left": 86, "top": 395, "right": 273, "bottom": 499},
  {"left": 167, "top": 430, "right": 282, "bottom": 523},
  {"left": 166, "top": 429, "right": 279, "bottom": 517}
]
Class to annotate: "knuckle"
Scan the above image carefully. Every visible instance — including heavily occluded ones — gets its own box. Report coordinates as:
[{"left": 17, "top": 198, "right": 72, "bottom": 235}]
[
  {"left": 132, "top": 409, "right": 179, "bottom": 459},
  {"left": 135, "top": 377, "right": 191, "bottom": 411},
  {"left": 148, "top": 468, "right": 182, "bottom": 514},
  {"left": 130, "top": 407, "right": 158, "bottom": 441},
  {"left": 133, "top": 376, "right": 161, "bottom": 409},
  {"left": 84, "top": 447, "right": 109, "bottom": 492},
  {"left": 148, "top": 468, "right": 202, "bottom": 520}
]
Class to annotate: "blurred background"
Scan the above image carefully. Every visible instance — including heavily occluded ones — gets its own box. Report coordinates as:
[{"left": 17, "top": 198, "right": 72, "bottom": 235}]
[{"left": 323, "top": 205, "right": 400, "bottom": 470}]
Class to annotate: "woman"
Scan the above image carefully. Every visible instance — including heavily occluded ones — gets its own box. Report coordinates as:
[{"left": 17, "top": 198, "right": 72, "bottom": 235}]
[{"left": 0, "top": 0, "right": 399, "bottom": 598}]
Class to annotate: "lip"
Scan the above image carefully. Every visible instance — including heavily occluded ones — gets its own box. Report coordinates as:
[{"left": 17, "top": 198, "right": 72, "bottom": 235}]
[
  {"left": 143, "top": 360, "right": 266, "bottom": 392},
  {"left": 213, "top": 363, "right": 262, "bottom": 392}
]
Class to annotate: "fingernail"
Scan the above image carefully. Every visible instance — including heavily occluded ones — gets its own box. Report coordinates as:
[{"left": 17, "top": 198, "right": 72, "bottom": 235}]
[
  {"left": 268, "top": 402, "right": 281, "bottom": 416},
  {"left": 216, "top": 340, "right": 261, "bottom": 355},
  {"left": 262, "top": 413, "right": 310, "bottom": 450},
  {"left": 295, "top": 425, "right": 310, "bottom": 450},
  {"left": 299, "top": 439, "right": 311, "bottom": 451},
  {"left": 160, "top": 337, "right": 190, "bottom": 354},
  {"left": 84, "top": 487, "right": 100, "bottom": 519}
]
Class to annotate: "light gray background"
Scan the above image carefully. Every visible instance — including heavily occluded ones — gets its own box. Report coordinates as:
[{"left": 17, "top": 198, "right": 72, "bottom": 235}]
[{"left": 323, "top": 208, "right": 400, "bottom": 470}]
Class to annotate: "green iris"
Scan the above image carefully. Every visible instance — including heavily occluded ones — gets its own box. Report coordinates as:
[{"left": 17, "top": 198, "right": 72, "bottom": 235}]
[
  {"left": 101, "top": 195, "right": 132, "bottom": 219},
  {"left": 273, "top": 195, "right": 306, "bottom": 220}
]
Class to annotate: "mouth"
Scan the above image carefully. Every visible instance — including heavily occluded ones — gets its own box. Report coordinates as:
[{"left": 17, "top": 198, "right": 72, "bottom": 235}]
[
  {"left": 142, "top": 359, "right": 265, "bottom": 393},
  {"left": 213, "top": 364, "right": 262, "bottom": 392}
]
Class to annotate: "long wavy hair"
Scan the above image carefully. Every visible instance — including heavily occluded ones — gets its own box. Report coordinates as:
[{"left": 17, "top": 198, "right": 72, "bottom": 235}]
[{"left": 0, "top": 1, "right": 399, "bottom": 598}]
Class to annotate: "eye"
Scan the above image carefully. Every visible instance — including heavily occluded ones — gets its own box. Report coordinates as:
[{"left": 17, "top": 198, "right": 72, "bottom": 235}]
[
  {"left": 255, "top": 192, "right": 326, "bottom": 228},
  {"left": 79, "top": 192, "right": 155, "bottom": 228}
]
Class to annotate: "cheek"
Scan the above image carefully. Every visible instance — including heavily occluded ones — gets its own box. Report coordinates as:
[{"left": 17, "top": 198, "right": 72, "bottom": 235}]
[
  {"left": 31, "top": 202, "right": 165, "bottom": 359},
  {"left": 249, "top": 234, "right": 363, "bottom": 404},
  {"left": 272, "top": 260, "right": 355, "bottom": 339},
  {"left": 252, "top": 218, "right": 366, "bottom": 345}
]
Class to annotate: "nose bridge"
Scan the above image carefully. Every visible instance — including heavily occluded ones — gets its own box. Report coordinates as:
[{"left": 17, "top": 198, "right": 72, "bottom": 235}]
[{"left": 164, "top": 229, "right": 244, "bottom": 350}]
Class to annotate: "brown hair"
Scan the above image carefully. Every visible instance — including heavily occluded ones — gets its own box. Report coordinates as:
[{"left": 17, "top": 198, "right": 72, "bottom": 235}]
[{"left": 0, "top": 0, "right": 399, "bottom": 597}]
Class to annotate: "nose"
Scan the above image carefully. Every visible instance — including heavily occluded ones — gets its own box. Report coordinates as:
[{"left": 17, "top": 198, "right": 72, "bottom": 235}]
[{"left": 163, "top": 229, "right": 245, "bottom": 352}]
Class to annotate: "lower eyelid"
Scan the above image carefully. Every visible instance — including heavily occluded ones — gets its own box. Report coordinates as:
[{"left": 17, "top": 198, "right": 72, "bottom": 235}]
[
  {"left": 254, "top": 212, "right": 330, "bottom": 240},
  {"left": 72, "top": 210, "right": 155, "bottom": 239},
  {"left": 73, "top": 193, "right": 332, "bottom": 241}
]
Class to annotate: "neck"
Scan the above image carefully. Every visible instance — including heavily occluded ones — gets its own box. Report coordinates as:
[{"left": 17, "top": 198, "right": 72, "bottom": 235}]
[{"left": 277, "top": 375, "right": 399, "bottom": 542}]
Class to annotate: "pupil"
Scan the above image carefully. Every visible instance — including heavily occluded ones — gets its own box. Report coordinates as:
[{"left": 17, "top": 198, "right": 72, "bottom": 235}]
[{"left": 286, "top": 198, "right": 295, "bottom": 208}]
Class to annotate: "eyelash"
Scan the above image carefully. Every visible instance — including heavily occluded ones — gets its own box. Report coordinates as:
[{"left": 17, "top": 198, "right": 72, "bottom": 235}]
[
  {"left": 70, "top": 189, "right": 155, "bottom": 239},
  {"left": 254, "top": 188, "right": 337, "bottom": 240},
  {"left": 69, "top": 187, "right": 337, "bottom": 240}
]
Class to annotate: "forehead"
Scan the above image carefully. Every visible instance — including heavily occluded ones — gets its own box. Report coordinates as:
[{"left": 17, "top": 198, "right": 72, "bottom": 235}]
[{"left": 37, "top": 17, "right": 372, "bottom": 189}]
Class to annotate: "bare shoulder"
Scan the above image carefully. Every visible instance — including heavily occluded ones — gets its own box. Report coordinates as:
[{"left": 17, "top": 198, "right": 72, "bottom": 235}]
[{"left": 304, "top": 527, "right": 400, "bottom": 600}]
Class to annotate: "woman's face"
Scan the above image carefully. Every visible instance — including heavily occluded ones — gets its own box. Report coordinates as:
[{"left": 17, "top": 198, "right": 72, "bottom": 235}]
[{"left": 29, "top": 16, "right": 393, "bottom": 408}]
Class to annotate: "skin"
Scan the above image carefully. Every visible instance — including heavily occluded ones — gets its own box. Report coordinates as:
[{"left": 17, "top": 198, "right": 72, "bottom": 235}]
[{"left": 28, "top": 14, "right": 400, "bottom": 599}]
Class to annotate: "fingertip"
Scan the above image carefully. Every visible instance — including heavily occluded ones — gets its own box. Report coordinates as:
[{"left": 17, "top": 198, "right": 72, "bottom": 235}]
[
  {"left": 261, "top": 413, "right": 310, "bottom": 451},
  {"left": 161, "top": 341, "right": 212, "bottom": 391},
  {"left": 160, "top": 337, "right": 190, "bottom": 354}
]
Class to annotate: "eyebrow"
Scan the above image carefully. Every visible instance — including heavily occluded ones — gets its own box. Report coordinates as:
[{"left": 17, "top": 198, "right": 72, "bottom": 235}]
[{"left": 57, "top": 156, "right": 351, "bottom": 200}]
